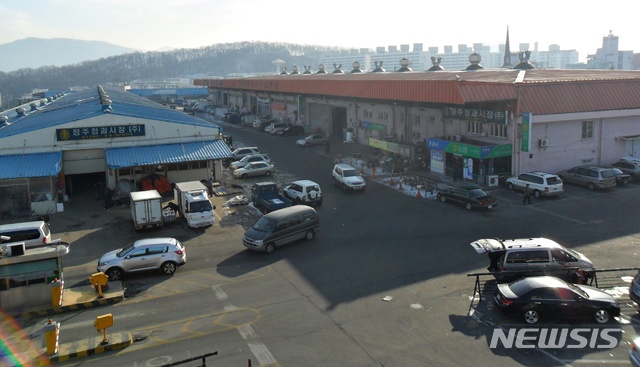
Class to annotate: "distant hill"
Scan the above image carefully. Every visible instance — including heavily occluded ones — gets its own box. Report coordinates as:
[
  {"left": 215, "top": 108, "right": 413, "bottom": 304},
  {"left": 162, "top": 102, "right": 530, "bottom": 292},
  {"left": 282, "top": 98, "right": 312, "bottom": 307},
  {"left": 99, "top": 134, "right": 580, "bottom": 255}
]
[
  {"left": 0, "top": 41, "right": 346, "bottom": 109},
  {"left": 0, "top": 37, "right": 139, "bottom": 72}
]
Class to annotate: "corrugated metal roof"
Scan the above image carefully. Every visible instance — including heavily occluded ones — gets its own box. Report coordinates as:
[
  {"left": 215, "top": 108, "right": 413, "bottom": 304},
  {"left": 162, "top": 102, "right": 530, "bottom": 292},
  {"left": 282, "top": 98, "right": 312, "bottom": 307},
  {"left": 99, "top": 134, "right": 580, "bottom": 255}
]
[
  {"left": 0, "top": 86, "right": 216, "bottom": 139},
  {"left": 0, "top": 152, "right": 62, "bottom": 179},
  {"left": 196, "top": 69, "right": 640, "bottom": 113},
  {"left": 105, "top": 140, "right": 232, "bottom": 168}
]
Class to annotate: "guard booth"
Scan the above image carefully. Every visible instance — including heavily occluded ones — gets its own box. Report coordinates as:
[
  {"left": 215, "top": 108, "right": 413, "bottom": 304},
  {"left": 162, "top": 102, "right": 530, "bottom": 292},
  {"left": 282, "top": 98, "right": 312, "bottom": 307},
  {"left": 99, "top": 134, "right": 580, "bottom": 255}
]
[{"left": 0, "top": 241, "right": 70, "bottom": 311}]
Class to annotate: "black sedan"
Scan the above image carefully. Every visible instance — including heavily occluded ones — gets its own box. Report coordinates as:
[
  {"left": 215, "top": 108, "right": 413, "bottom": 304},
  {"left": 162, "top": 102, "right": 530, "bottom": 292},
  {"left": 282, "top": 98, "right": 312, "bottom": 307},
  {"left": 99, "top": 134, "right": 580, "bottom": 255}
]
[
  {"left": 494, "top": 276, "right": 620, "bottom": 324},
  {"left": 436, "top": 185, "right": 497, "bottom": 210},
  {"left": 277, "top": 125, "right": 305, "bottom": 136}
]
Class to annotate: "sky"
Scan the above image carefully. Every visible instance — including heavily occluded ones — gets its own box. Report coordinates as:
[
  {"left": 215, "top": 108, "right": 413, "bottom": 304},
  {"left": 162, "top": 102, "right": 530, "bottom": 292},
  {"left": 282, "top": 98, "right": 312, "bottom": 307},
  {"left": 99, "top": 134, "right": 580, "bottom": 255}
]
[{"left": 0, "top": 0, "right": 636, "bottom": 62}]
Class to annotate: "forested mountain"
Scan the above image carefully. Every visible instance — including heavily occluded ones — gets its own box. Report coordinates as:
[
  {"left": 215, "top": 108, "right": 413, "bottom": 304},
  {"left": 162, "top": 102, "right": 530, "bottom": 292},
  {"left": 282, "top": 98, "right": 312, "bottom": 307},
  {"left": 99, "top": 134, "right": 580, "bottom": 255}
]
[{"left": 0, "top": 41, "right": 348, "bottom": 109}]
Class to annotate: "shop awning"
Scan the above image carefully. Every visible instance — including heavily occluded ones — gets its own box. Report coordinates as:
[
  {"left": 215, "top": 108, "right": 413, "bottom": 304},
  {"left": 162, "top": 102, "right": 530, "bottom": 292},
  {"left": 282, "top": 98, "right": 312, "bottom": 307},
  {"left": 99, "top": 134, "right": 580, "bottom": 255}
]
[
  {"left": 0, "top": 152, "right": 62, "bottom": 179},
  {"left": 105, "top": 140, "right": 233, "bottom": 169},
  {"left": 616, "top": 134, "right": 640, "bottom": 141}
]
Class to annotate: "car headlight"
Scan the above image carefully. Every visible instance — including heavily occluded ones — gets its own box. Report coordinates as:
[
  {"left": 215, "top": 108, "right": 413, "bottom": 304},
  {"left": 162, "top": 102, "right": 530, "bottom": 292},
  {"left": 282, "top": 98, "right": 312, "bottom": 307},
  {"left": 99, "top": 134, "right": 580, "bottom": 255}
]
[{"left": 98, "top": 261, "right": 109, "bottom": 267}]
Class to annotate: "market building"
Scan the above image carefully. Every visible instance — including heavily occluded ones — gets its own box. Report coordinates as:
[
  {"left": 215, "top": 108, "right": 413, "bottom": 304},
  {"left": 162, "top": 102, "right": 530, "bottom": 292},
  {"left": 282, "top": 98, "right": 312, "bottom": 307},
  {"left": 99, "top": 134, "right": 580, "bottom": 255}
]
[
  {"left": 0, "top": 85, "right": 231, "bottom": 219},
  {"left": 195, "top": 54, "right": 640, "bottom": 187}
]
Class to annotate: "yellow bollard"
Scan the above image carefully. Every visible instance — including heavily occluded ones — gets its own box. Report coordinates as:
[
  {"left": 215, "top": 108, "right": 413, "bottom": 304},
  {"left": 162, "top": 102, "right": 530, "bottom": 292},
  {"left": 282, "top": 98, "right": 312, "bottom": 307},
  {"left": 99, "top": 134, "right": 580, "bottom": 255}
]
[
  {"left": 94, "top": 313, "right": 114, "bottom": 344},
  {"left": 44, "top": 319, "right": 60, "bottom": 355},
  {"left": 90, "top": 272, "right": 109, "bottom": 298},
  {"left": 50, "top": 278, "right": 63, "bottom": 307}
]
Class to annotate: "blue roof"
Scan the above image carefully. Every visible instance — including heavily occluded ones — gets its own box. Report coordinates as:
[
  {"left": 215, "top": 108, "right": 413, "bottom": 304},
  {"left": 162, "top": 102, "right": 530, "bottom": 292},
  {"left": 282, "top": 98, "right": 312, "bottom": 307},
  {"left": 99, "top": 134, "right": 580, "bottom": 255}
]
[
  {"left": 0, "top": 86, "right": 217, "bottom": 138},
  {"left": 105, "top": 140, "right": 232, "bottom": 168},
  {"left": 0, "top": 152, "right": 62, "bottom": 179}
]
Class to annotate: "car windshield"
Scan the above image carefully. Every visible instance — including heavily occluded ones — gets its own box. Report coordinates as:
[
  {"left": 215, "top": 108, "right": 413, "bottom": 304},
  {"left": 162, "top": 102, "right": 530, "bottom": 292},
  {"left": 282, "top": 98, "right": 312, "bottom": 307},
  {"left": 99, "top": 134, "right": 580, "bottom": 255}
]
[
  {"left": 116, "top": 242, "right": 136, "bottom": 257},
  {"left": 566, "top": 283, "right": 589, "bottom": 298},
  {"left": 343, "top": 169, "right": 358, "bottom": 177},
  {"left": 190, "top": 200, "right": 213, "bottom": 212},
  {"left": 610, "top": 168, "right": 624, "bottom": 175},
  {"left": 469, "top": 189, "right": 487, "bottom": 198},
  {"left": 252, "top": 217, "right": 277, "bottom": 232},
  {"left": 563, "top": 247, "right": 581, "bottom": 259},
  {"left": 601, "top": 169, "right": 615, "bottom": 178}
]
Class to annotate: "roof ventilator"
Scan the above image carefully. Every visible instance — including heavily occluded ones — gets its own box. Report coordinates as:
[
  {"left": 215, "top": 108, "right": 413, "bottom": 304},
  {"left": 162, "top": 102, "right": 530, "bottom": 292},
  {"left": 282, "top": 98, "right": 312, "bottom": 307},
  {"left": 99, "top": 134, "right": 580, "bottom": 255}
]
[
  {"left": 16, "top": 107, "right": 26, "bottom": 117},
  {"left": 0, "top": 116, "right": 9, "bottom": 126},
  {"left": 30, "top": 102, "right": 38, "bottom": 111}
]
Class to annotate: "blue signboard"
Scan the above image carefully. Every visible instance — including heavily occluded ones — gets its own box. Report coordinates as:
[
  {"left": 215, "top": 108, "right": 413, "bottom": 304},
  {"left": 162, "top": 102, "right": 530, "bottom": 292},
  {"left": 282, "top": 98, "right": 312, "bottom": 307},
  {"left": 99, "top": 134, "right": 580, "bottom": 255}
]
[{"left": 56, "top": 124, "right": 145, "bottom": 141}]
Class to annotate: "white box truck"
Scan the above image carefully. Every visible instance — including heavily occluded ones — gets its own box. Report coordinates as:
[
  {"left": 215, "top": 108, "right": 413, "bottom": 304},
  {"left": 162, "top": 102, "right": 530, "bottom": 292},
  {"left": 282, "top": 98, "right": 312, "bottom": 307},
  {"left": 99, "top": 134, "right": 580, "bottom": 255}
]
[
  {"left": 130, "top": 190, "right": 163, "bottom": 230},
  {"left": 174, "top": 181, "right": 215, "bottom": 228}
]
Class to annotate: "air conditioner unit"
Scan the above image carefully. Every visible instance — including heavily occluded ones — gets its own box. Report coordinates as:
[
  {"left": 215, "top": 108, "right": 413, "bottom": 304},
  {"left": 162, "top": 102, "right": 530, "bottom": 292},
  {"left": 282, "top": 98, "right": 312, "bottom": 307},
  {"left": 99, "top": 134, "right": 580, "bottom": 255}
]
[
  {"left": 454, "top": 134, "right": 461, "bottom": 142},
  {"left": 486, "top": 175, "right": 499, "bottom": 187},
  {"left": 539, "top": 138, "right": 549, "bottom": 147}
]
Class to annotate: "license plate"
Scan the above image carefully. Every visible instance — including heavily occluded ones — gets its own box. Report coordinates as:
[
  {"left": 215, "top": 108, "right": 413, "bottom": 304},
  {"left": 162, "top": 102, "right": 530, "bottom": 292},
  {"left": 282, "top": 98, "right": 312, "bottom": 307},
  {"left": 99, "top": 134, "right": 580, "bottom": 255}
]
[{"left": 488, "top": 205, "right": 493, "bottom": 209}]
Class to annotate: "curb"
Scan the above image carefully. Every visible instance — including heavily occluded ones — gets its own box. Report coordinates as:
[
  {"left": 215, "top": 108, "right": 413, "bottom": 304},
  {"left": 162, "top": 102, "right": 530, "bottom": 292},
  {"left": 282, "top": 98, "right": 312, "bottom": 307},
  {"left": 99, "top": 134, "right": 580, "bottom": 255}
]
[
  {"left": 19, "top": 295, "right": 124, "bottom": 319},
  {"left": 50, "top": 332, "right": 133, "bottom": 363}
]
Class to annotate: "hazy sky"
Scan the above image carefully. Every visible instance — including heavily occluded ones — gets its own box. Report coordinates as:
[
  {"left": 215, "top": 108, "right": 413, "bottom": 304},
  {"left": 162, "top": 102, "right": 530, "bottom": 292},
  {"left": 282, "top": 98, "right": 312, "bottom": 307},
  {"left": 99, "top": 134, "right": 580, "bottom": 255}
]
[{"left": 0, "top": 0, "right": 635, "bottom": 62}]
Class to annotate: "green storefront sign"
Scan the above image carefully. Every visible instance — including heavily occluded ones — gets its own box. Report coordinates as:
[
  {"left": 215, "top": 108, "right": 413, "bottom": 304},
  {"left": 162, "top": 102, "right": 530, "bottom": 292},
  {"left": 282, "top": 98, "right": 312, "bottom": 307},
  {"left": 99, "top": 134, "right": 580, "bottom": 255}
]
[{"left": 428, "top": 138, "right": 512, "bottom": 159}]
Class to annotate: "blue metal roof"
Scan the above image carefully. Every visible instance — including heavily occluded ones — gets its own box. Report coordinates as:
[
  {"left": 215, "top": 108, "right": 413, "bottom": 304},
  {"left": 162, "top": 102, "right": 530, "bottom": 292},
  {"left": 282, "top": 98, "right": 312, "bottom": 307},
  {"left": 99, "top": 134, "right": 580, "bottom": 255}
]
[
  {"left": 106, "top": 140, "right": 232, "bottom": 168},
  {"left": 0, "top": 152, "right": 62, "bottom": 179},
  {"left": 0, "top": 86, "right": 218, "bottom": 139}
]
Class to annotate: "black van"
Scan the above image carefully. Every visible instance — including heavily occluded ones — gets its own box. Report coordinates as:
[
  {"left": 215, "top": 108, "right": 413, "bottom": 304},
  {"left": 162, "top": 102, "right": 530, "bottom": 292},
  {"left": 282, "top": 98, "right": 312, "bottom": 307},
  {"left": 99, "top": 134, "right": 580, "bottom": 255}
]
[{"left": 242, "top": 205, "right": 319, "bottom": 253}]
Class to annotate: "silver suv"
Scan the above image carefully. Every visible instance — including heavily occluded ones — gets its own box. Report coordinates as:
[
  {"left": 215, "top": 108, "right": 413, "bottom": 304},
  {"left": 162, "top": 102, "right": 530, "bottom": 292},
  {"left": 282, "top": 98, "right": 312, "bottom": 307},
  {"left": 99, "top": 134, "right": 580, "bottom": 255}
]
[
  {"left": 470, "top": 237, "right": 595, "bottom": 283},
  {"left": 557, "top": 165, "right": 616, "bottom": 190},
  {"left": 332, "top": 163, "right": 366, "bottom": 191},
  {"left": 97, "top": 237, "right": 187, "bottom": 280},
  {"left": 505, "top": 171, "right": 564, "bottom": 198}
]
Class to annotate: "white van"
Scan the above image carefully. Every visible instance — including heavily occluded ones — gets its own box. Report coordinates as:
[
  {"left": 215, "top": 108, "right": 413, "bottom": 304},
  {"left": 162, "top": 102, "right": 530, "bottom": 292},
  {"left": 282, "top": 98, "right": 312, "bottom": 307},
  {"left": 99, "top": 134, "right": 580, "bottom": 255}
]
[{"left": 0, "top": 221, "right": 52, "bottom": 248}]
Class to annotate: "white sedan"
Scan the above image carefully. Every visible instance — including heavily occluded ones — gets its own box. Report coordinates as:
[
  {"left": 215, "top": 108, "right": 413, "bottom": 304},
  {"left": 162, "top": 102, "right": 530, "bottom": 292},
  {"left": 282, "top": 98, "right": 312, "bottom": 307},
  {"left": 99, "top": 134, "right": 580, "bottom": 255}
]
[
  {"left": 233, "top": 162, "right": 275, "bottom": 178},
  {"left": 296, "top": 134, "right": 327, "bottom": 147},
  {"left": 229, "top": 154, "right": 271, "bottom": 170}
]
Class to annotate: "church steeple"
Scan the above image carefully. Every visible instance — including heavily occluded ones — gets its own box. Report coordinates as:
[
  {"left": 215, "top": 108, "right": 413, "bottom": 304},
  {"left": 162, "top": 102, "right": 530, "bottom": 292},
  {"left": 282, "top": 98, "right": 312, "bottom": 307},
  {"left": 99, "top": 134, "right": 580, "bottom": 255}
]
[{"left": 501, "top": 26, "right": 513, "bottom": 68}]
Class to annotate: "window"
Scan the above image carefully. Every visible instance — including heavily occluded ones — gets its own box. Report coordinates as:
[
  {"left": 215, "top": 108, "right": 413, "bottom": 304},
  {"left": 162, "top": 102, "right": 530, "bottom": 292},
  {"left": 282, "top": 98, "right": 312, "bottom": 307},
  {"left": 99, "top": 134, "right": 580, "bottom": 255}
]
[
  {"left": 489, "top": 123, "right": 507, "bottom": 138},
  {"left": 467, "top": 121, "right": 483, "bottom": 134},
  {"left": 288, "top": 215, "right": 302, "bottom": 227},
  {"left": 413, "top": 115, "right": 421, "bottom": 126},
  {"left": 147, "top": 246, "right": 168, "bottom": 255},
  {"left": 363, "top": 109, "right": 373, "bottom": 119},
  {"left": 581, "top": 120, "right": 594, "bottom": 139},
  {"left": 378, "top": 111, "right": 388, "bottom": 121}
]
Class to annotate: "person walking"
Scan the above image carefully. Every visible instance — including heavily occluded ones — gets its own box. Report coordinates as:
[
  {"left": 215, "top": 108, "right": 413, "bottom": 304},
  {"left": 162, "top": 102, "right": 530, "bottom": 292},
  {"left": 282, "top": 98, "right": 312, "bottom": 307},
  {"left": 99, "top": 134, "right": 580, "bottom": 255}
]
[{"left": 523, "top": 184, "right": 532, "bottom": 205}]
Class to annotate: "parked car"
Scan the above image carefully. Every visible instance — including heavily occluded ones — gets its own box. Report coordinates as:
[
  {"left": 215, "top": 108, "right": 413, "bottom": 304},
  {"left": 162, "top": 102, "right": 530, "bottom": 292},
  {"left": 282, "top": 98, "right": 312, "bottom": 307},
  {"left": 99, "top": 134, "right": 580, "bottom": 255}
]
[
  {"left": 230, "top": 146, "right": 261, "bottom": 161},
  {"left": 283, "top": 180, "right": 323, "bottom": 206},
  {"left": 296, "top": 134, "right": 328, "bottom": 147},
  {"left": 264, "top": 122, "right": 289, "bottom": 134},
  {"left": 332, "top": 163, "right": 366, "bottom": 191},
  {"left": 229, "top": 154, "right": 271, "bottom": 170},
  {"left": 628, "top": 270, "right": 640, "bottom": 307},
  {"left": 470, "top": 237, "right": 595, "bottom": 283},
  {"left": 233, "top": 162, "right": 275, "bottom": 178},
  {"left": 557, "top": 165, "right": 616, "bottom": 190},
  {"left": 97, "top": 237, "right": 187, "bottom": 281},
  {"left": 242, "top": 205, "right": 319, "bottom": 253},
  {"left": 494, "top": 276, "right": 620, "bottom": 324},
  {"left": 612, "top": 158, "right": 640, "bottom": 181},
  {"left": 223, "top": 112, "right": 242, "bottom": 123},
  {"left": 630, "top": 337, "right": 640, "bottom": 367},
  {"left": 277, "top": 125, "right": 306, "bottom": 136},
  {"left": 437, "top": 185, "right": 497, "bottom": 210},
  {"left": 255, "top": 119, "right": 276, "bottom": 132},
  {"left": 505, "top": 171, "right": 564, "bottom": 198},
  {"left": 607, "top": 167, "right": 632, "bottom": 185}
]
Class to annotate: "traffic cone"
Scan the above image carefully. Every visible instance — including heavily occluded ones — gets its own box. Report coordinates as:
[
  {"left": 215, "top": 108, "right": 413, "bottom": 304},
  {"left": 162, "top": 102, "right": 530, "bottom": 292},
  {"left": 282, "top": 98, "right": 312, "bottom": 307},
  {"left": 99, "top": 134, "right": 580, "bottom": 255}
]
[
  {"left": 416, "top": 188, "right": 422, "bottom": 198},
  {"left": 389, "top": 175, "right": 395, "bottom": 186},
  {"left": 398, "top": 179, "right": 403, "bottom": 191}
]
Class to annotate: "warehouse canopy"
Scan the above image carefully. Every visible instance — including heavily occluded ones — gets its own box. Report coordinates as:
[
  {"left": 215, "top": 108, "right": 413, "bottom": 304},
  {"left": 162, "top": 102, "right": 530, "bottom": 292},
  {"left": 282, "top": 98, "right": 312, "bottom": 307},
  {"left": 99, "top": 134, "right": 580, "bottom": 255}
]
[
  {"left": 0, "top": 152, "right": 62, "bottom": 179},
  {"left": 105, "top": 140, "right": 232, "bottom": 168}
]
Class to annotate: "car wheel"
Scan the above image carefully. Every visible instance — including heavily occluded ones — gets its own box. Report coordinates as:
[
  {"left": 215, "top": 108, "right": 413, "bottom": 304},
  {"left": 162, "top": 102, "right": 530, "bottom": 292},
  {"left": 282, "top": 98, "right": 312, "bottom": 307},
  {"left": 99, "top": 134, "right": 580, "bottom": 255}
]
[
  {"left": 265, "top": 171, "right": 272, "bottom": 176},
  {"left": 265, "top": 243, "right": 276, "bottom": 254},
  {"left": 507, "top": 182, "right": 514, "bottom": 190},
  {"left": 587, "top": 182, "right": 596, "bottom": 190},
  {"left": 465, "top": 203, "right": 472, "bottom": 210},
  {"left": 533, "top": 190, "right": 541, "bottom": 199},
  {"left": 309, "top": 190, "right": 318, "bottom": 199},
  {"left": 333, "top": 178, "right": 338, "bottom": 187},
  {"left": 305, "top": 142, "right": 310, "bottom": 147},
  {"left": 161, "top": 261, "right": 177, "bottom": 275},
  {"left": 439, "top": 195, "right": 446, "bottom": 203},
  {"left": 594, "top": 309, "right": 610, "bottom": 324},
  {"left": 524, "top": 309, "right": 540, "bottom": 324},
  {"left": 241, "top": 173, "right": 248, "bottom": 179},
  {"left": 304, "top": 230, "right": 315, "bottom": 240},
  {"left": 106, "top": 268, "right": 124, "bottom": 281},
  {"left": 342, "top": 183, "right": 348, "bottom": 192}
]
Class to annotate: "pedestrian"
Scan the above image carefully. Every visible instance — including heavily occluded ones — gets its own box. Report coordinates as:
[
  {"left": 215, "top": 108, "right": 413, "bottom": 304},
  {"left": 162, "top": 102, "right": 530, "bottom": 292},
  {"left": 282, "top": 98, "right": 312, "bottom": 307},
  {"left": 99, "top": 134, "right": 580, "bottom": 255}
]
[
  {"left": 523, "top": 184, "right": 532, "bottom": 205},
  {"left": 227, "top": 134, "right": 233, "bottom": 149},
  {"left": 324, "top": 139, "right": 330, "bottom": 154}
]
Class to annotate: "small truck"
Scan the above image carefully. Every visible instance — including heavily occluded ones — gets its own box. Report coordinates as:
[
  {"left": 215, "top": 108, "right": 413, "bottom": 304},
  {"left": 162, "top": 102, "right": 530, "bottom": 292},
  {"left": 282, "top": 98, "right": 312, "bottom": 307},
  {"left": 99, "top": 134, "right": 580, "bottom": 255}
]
[
  {"left": 173, "top": 181, "right": 215, "bottom": 228},
  {"left": 250, "top": 182, "right": 292, "bottom": 213},
  {"left": 130, "top": 190, "right": 163, "bottom": 230}
]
